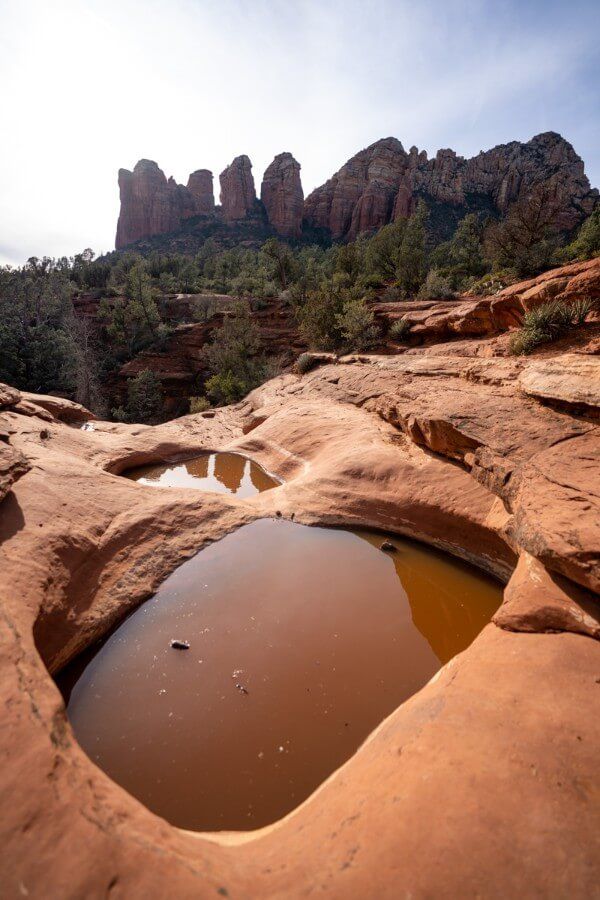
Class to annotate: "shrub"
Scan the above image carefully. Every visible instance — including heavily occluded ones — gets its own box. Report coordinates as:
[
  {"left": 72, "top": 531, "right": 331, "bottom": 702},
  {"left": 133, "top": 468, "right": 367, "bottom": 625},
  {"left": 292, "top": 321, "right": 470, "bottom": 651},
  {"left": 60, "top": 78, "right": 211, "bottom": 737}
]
[
  {"left": 417, "top": 268, "right": 455, "bottom": 300},
  {"left": 380, "top": 284, "right": 403, "bottom": 302},
  {"left": 296, "top": 352, "right": 316, "bottom": 374},
  {"left": 389, "top": 317, "right": 411, "bottom": 341},
  {"left": 565, "top": 207, "right": 600, "bottom": 261},
  {"left": 335, "top": 295, "right": 379, "bottom": 351},
  {"left": 189, "top": 395, "right": 211, "bottom": 413},
  {"left": 205, "top": 370, "right": 247, "bottom": 405},
  {"left": 510, "top": 297, "right": 595, "bottom": 355},
  {"left": 467, "top": 270, "right": 517, "bottom": 296},
  {"left": 570, "top": 297, "right": 595, "bottom": 325}
]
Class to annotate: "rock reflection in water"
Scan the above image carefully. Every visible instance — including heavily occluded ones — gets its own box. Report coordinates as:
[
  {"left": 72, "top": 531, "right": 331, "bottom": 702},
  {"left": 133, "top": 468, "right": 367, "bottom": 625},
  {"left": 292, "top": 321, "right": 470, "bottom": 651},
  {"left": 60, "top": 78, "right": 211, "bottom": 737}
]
[
  {"left": 58, "top": 520, "right": 502, "bottom": 832},
  {"left": 125, "top": 451, "right": 277, "bottom": 498}
]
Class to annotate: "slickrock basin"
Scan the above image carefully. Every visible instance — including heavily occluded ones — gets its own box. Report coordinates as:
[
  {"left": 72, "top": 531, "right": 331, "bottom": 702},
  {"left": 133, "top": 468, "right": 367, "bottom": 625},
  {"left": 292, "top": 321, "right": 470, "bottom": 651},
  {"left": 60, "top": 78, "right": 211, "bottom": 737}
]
[
  {"left": 1, "top": 263, "right": 599, "bottom": 899},
  {"left": 124, "top": 451, "right": 278, "bottom": 497},
  {"left": 58, "top": 519, "right": 501, "bottom": 831}
]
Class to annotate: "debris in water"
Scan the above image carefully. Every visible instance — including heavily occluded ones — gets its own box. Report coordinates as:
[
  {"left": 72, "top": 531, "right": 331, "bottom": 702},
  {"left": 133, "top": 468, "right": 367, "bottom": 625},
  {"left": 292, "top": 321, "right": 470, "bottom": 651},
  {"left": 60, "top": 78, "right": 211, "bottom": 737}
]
[
  {"left": 170, "top": 639, "right": 190, "bottom": 650},
  {"left": 236, "top": 683, "right": 249, "bottom": 695},
  {"left": 380, "top": 541, "right": 396, "bottom": 552}
]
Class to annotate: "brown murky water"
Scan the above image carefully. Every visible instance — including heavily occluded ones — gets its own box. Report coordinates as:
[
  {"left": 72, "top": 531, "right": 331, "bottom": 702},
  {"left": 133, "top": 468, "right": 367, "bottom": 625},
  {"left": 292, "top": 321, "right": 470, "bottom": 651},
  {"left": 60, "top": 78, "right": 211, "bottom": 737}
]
[
  {"left": 58, "top": 519, "right": 502, "bottom": 832},
  {"left": 125, "top": 451, "right": 278, "bottom": 497}
]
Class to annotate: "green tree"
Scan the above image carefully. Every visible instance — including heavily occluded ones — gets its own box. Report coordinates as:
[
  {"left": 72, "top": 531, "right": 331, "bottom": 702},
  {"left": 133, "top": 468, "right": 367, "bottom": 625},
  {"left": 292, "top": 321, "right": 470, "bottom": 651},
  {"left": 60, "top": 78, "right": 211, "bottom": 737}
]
[
  {"left": 365, "top": 219, "right": 406, "bottom": 280},
  {"left": 565, "top": 206, "right": 600, "bottom": 260},
  {"left": 116, "top": 369, "right": 164, "bottom": 423},
  {"left": 99, "top": 262, "right": 162, "bottom": 357},
  {"left": 201, "top": 302, "right": 273, "bottom": 405},
  {"left": 297, "top": 274, "right": 349, "bottom": 350},
  {"left": 429, "top": 213, "right": 487, "bottom": 287},
  {"left": 485, "top": 185, "right": 562, "bottom": 276},
  {"left": 0, "top": 266, "right": 77, "bottom": 393},
  {"left": 396, "top": 201, "right": 428, "bottom": 296},
  {"left": 261, "top": 239, "right": 296, "bottom": 290}
]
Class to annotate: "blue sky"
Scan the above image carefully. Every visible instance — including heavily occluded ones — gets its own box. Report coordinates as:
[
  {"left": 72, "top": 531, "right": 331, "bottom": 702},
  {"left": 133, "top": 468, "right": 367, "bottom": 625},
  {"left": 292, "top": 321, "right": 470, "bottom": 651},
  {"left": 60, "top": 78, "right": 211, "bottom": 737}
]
[{"left": 0, "top": 0, "right": 598, "bottom": 264}]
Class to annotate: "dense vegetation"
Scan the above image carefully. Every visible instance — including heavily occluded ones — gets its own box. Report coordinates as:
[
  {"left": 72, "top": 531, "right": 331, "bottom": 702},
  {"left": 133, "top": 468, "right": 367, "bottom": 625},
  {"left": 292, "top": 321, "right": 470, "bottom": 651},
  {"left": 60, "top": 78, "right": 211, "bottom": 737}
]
[{"left": 1, "top": 199, "right": 598, "bottom": 422}]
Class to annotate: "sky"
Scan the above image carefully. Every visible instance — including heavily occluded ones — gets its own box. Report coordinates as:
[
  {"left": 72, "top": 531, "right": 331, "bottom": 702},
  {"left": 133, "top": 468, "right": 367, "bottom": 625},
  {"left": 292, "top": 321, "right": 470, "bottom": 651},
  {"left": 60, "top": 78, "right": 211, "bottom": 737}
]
[{"left": 0, "top": 0, "right": 598, "bottom": 266}]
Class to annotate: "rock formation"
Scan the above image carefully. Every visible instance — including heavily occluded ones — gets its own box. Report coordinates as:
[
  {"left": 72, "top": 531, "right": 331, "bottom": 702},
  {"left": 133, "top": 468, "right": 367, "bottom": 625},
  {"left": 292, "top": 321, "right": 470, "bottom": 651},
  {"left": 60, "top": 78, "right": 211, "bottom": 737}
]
[
  {"left": 304, "top": 132, "right": 598, "bottom": 239},
  {"left": 115, "top": 160, "right": 187, "bottom": 249},
  {"left": 260, "top": 153, "right": 304, "bottom": 238},
  {"left": 116, "top": 132, "right": 596, "bottom": 249},
  {"left": 1, "top": 257, "right": 599, "bottom": 892},
  {"left": 115, "top": 160, "right": 218, "bottom": 249},
  {"left": 186, "top": 169, "right": 214, "bottom": 214},
  {"left": 219, "top": 155, "right": 257, "bottom": 221}
]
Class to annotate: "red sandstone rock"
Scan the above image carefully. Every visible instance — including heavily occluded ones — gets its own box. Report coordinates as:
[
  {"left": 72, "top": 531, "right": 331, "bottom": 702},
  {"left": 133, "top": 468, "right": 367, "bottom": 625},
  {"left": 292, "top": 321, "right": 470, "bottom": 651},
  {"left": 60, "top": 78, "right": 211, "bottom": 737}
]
[
  {"left": 3, "top": 261, "right": 600, "bottom": 896},
  {"left": 260, "top": 153, "right": 303, "bottom": 238},
  {"left": 219, "top": 155, "right": 256, "bottom": 221},
  {"left": 186, "top": 169, "right": 215, "bottom": 215},
  {"left": 115, "top": 160, "right": 188, "bottom": 249},
  {"left": 518, "top": 353, "right": 600, "bottom": 415},
  {"left": 0, "top": 383, "right": 20, "bottom": 409},
  {"left": 116, "top": 163, "right": 218, "bottom": 248},
  {"left": 303, "top": 137, "right": 408, "bottom": 239},
  {"left": 1, "top": 338, "right": 599, "bottom": 895},
  {"left": 0, "top": 440, "right": 29, "bottom": 503},
  {"left": 372, "top": 257, "right": 600, "bottom": 342},
  {"left": 19, "top": 392, "right": 96, "bottom": 424},
  {"left": 304, "top": 132, "right": 597, "bottom": 240},
  {"left": 491, "top": 256, "right": 600, "bottom": 327},
  {"left": 495, "top": 552, "right": 600, "bottom": 640}
]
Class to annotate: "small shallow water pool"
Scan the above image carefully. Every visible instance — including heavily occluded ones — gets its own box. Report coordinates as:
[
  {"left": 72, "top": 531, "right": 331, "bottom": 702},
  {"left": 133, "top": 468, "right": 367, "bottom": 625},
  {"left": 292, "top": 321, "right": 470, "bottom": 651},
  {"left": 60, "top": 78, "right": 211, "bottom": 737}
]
[
  {"left": 125, "top": 451, "right": 278, "bottom": 498},
  {"left": 58, "top": 519, "right": 502, "bottom": 832}
]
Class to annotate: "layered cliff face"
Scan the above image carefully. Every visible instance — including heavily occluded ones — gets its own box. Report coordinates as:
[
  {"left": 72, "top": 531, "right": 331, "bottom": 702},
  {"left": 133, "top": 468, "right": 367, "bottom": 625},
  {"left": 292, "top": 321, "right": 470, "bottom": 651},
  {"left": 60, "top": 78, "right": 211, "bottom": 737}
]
[
  {"left": 116, "top": 132, "right": 597, "bottom": 249},
  {"left": 304, "top": 131, "right": 598, "bottom": 240},
  {"left": 219, "top": 155, "right": 257, "bottom": 221},
  {"left": 260, "top": 152, "right": 304, "bottom": 238}
]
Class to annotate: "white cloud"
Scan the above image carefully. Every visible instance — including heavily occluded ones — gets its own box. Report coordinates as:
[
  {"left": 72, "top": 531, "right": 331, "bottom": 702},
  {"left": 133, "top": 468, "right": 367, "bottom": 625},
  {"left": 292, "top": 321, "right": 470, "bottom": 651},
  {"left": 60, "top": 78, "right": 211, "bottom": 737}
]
[{"left": 0, "top": 0, "right": 597, "bottom": 265}]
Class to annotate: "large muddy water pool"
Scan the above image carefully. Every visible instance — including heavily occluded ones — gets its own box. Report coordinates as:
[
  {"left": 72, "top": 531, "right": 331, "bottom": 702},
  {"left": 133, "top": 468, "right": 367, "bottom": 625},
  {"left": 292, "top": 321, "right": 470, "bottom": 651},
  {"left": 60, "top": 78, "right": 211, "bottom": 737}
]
[
  {"left": 58, "top": 519, "right": 502, "bottom": 832},
  {"left": 125, "top": 451, "right": 278, "bottom": 498}
]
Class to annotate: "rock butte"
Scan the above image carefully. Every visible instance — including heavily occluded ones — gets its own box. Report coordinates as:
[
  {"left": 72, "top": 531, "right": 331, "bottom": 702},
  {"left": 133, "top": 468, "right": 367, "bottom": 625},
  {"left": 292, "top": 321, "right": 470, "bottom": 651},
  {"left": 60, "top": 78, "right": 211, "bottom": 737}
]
[
  {"left": 1, "top": 258, "right": 599, "bottom": 896},
  {"left": 115, "top": 131, "right": 598, "bottom": 248}
]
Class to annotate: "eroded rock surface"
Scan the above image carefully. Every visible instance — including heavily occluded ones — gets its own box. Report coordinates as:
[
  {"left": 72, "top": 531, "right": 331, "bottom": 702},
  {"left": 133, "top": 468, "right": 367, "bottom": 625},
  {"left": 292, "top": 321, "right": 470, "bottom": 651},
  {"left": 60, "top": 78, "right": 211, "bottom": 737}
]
[
  {"left": 219, "top": 155, "right": 257, "bottom": 221},
  {"left": 116, "top": 132, "right": 597, "bottom": 248},
  {"left": 260, "top": 152, "right": 304, "bottom": 238},
  {"left": 1, "top": 307, "right": 599, "bottom": 897},
  {"left": 186, "top": 169, "right": 215, "bottom": 214},
  {"left": 304, "top": 131, "right": 597, "bottom": 240}
]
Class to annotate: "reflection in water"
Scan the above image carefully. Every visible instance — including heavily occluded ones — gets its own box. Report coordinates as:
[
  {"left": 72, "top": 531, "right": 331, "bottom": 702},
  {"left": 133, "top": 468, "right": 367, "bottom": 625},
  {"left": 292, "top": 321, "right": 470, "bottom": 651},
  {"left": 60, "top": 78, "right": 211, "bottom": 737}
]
[
  {"left": 125, "top": 452, "right": 277, "bottom": 498},
  {"left": 58, "top": 520, "right": 502, "bottom": 832}
]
